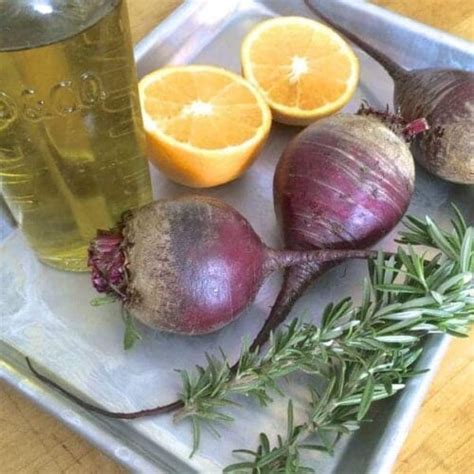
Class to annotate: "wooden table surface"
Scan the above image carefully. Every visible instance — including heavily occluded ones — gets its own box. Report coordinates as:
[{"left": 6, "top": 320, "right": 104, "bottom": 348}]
[{"left": 1, "top": 1, "right": 473, "bottom": 472}]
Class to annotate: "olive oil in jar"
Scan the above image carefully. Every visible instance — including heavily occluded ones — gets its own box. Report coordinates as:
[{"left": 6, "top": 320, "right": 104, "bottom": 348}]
[{"left": 0, "top": 0, "right": 152, "bottom": 271}]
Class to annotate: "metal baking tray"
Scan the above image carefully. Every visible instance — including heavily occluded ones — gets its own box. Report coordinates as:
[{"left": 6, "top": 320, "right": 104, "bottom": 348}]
[{"left": 1, "top": 1, "right": 473, "bottom": 472}]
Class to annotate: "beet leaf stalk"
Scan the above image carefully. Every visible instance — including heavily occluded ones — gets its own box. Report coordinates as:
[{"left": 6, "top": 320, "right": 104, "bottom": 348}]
[{"left": 26, "top": 208, "right": 473, "bottom": 449}]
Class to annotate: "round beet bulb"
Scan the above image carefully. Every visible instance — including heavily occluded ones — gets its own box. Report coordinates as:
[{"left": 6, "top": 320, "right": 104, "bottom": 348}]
[{"left": 122, "top": 196, "right": 266, "bottom": 334}]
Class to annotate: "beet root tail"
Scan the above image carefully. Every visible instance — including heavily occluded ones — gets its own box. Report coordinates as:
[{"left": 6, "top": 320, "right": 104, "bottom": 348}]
[
  {"left": 26, "top": 357, "right": 184, "bottom": 419},
  {"left": 254, "top": 250, "right": 382, "bottom": 355},
  {"left": 304, "top": 0, "right": 407, "bottom": 80},
  {"left": 265, "top": 248, "right": 382, "bottom": 273},
  {"left": 250, "top": 261, "right": 331, "bottom": 354}
]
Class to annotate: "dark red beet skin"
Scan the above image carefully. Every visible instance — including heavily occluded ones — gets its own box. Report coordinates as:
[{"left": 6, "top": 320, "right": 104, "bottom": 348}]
[
  {"left": 276, "top": 118, "right": 413, "bottom": 249},
  {"left": 249, "top": 114, "right": 415, "bottom": 351},
  {"left": 306, "top": 1, "right": 474, "bottom": 184},
  {"left": 124, "top": 196, "right": 267, "bottom": 334}
]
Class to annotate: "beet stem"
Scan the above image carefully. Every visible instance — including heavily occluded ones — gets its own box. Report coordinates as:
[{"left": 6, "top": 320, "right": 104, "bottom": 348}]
[
  {"left": 230, "top": 264, "right": 322, "bottom": 376},
  {"left": 304, "top": 0, "right": 408, "bottom": 79},
  {"left": 26, "top": 357, "right": 184, "bottom": 419},
  {"left": 358, "top": 104, "right": 428, "bottom": 141},
  {"left": 403, "top": 118, "right": 430, "bottom": 141}
]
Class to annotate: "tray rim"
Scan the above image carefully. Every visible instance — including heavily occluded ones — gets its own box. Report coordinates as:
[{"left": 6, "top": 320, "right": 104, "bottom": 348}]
[
  {"left": 1, "top": 0, "right": 470, "bottom": 472},
  {"left": 133, "top": 0, "right": 474, "bottom": 68}
]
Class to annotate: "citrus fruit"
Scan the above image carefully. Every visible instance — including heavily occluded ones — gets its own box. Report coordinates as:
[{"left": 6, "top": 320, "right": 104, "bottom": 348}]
[
  {"left": 241, "top": 16, "right": 360, "bottom": 125},
  {"left": 139, "top": 65, "right": 272, "bottom": 188}
]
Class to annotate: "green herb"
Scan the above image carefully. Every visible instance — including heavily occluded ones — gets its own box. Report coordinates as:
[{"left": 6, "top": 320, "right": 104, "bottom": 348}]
[
  {"left": 90, "top": 295, "right": 141, "bottom": 350},
  {"left": 123, "top": 309, "right": 142, "bottom": 350},
  {"left": 172, "top": 208, "right": 473, "bottom": 467},
  {"left": 90, "top": 295, "right": 117, "bottom": 306}
]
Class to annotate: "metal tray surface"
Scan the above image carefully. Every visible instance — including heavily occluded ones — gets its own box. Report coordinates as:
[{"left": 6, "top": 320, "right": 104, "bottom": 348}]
[{"left": 1, "top": 1, "right": 473, "bottom": 472}]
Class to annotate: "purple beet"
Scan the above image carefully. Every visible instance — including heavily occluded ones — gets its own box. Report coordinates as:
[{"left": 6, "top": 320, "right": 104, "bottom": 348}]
[
  {"left": 89, "top": 195, "right": 375, "bottom": 335},
  {"left": 305, "top": 2, "right": 474, "bottom": 184},
  {"left": 248, "top": 113, "right": 418, "bottom": 352}
]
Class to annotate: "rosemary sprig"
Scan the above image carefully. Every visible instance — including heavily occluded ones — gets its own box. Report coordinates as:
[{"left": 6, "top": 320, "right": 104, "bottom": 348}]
[
  {"left": 175, "top": 320, "right": 333, "bottom": 455},
  {"left": 224, "top": 209, "right": 473, "bottom": 472},
  {"left": 224, "top": 346, "right": 420, "bottom": 474},
  {"left": 173, "top": 207, "right": 473, "bottom": 462}
]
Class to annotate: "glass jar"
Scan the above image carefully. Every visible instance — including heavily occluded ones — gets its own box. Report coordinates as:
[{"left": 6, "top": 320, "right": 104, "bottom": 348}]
[{"left": 0, "top": 0, "right": 153, "bottom": 271}]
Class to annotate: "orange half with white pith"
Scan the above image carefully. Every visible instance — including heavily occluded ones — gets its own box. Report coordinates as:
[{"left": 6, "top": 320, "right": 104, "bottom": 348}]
[
  {"left": 241, "top": 16, "right": 360, "bottom": 125},
  {"left": 139, "top": 65, "right": 272, "bottom": 188}
]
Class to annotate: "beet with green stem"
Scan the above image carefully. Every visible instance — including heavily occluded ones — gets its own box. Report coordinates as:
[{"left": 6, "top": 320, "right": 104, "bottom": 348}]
[{"left": 305, "top": 1, "right": 474, "bottom": 184}]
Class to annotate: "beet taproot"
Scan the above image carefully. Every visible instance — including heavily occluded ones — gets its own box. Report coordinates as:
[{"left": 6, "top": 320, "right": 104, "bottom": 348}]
[
  {"left": 89, "top": 195, "right": 376, "bottom": 335},
  {"left": 305, "top": 2, "right": 474, "bottom": 184}
]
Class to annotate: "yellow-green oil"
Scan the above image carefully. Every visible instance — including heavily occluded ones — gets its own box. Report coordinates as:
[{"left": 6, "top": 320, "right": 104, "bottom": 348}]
[{"left": 0, "top": 0, "right": 152, "bottom": 271}]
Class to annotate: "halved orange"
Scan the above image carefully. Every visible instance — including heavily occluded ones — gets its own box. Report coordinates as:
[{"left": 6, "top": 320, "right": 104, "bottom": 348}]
[
  {"left": 138, "top": 65, "right": 272, "bottom": 188},
  {"left": 241, "top": 16, "right": 360, "bottom": 125}
]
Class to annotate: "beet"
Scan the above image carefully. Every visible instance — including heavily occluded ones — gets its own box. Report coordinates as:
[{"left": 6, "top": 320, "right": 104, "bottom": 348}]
[
  {"left": 89, "top": 195, "right": 376, "bottom": 335},
  {"left": 248, "top": 113, "right": 417, "bottom": 352},
  {"left": 305, "top": 2, "right": 474, "bottom": 184}
]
